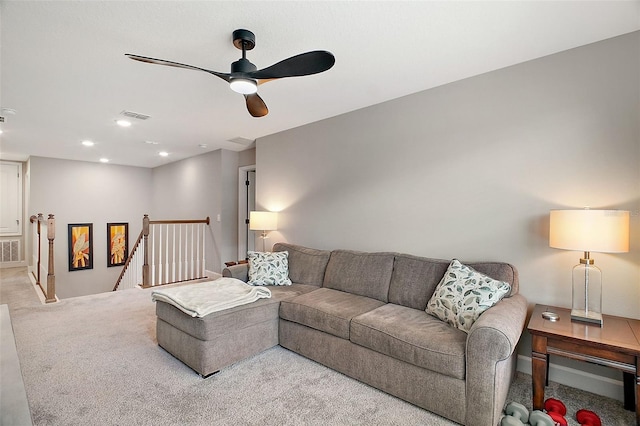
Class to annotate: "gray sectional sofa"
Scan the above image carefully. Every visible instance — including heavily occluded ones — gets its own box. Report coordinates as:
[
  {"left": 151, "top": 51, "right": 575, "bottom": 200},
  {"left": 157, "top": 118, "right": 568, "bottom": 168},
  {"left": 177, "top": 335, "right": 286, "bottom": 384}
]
[{"left": 155, "top": 242, "right": 527, "bottom": 426}]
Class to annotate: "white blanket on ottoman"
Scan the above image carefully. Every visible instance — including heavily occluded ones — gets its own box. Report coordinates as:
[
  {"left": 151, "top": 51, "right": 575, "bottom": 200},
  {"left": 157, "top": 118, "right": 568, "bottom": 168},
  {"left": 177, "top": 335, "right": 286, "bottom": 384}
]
[{"left": 151, "top": 277, "right": 271, "bottom": 318}]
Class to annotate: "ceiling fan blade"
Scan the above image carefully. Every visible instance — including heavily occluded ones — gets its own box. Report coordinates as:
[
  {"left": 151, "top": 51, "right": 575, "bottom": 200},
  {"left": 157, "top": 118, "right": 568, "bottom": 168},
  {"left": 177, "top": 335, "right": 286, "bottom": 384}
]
[
  {"left": 257, "top": 78, "right": 277, "bottom": 86},
  {"left": 248, "top": 51, "right": 335, "bottom": 80},
  {"left": 125, "top": 54, "right": 231, "bottom": 82},
  {"left": 244, "top": 93, "right": 268, "bottom": 117}
]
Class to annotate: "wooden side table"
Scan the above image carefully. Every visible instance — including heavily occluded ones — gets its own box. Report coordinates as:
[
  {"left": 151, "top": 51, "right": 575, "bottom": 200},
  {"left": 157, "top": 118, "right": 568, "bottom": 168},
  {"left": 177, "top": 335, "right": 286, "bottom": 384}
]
[{"left": 527, "top": 304, "right": 640, "bottom": 425}]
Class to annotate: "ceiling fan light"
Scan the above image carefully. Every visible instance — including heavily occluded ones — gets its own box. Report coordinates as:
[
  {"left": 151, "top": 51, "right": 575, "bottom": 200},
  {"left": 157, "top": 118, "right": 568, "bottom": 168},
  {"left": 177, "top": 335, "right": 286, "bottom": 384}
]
[{"left": 229, "top": 78, "right": 257, "bottom": 95}]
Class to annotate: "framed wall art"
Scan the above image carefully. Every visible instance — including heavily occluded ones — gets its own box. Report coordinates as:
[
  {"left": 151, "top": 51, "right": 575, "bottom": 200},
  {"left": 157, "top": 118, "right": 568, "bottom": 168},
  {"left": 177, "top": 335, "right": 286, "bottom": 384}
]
[
  {"left": 107, "top": 222, "right": 128, "bottom": 267},
  {"left": 68, "top": 223, "right": 93, "bottom": 271}
]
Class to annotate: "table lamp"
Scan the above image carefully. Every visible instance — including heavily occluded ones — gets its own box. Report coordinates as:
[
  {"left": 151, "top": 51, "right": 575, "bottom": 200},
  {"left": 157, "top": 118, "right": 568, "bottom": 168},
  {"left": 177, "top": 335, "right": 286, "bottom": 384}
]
[
  {"left": 549, "top": 209, "right": 629, "bottom": 326},
  {"left": 249, "top": 211, "right": 278, "bottom": 252}
]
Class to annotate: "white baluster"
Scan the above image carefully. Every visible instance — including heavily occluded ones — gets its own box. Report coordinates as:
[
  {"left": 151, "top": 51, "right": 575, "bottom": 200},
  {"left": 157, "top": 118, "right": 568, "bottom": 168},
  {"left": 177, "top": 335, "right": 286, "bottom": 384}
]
[
  {"left": 178, "top": 224, "right": 183, "bottom": 282},
  {"left": 164, "top": 223, "right": 169, "bottom": 284},
  {"left": 190, "top": 224, "right": 195, "bottom": 280},
  {"left": 151, "top": 225, "right": 156, "bottom": 286},
  {"left": 195, "top": 224, "right": 200, "bottom": 278},
  {"left": 201, "top": 223, "right": 206, "bottom": 278},
  {"left": 171, "top": 225, "right": 176, "bottom": 283}
]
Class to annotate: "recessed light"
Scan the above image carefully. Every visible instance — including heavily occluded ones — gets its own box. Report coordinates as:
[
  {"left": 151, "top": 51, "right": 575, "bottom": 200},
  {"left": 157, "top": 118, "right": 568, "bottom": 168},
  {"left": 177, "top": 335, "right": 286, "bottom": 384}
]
[
  {"left": 82, "top": 140, "right": 95, "bottom": 147},
  {"left": 158, "top": 151, "right": 169, "bottom": 157},
  {"left": 99, "top": 158, "right": 109, "bottom": 163},
  {"left": 199, "top": 144, "right": 208, "bottom": 149},
  {"left": 145, "top": 140, "right": 159, "bottom": 145},
  {"left": 116, "top": 119, "right": 132, "bottom": 127}
]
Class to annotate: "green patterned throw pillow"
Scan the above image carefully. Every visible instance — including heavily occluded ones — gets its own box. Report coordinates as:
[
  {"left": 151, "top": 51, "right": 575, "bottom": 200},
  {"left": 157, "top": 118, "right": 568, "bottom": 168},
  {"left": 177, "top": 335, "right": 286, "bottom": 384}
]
[
  {"left": 426, "top": 259, "right": 511, "bottom": 333},
  {"left": 247, "top": 251, "right": 292, "bottom": 286}
]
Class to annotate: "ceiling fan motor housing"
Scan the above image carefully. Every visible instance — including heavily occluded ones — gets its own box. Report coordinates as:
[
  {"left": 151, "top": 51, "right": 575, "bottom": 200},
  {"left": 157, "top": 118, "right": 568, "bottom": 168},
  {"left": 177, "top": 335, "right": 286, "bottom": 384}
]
[
  {"left": 231, "top": 58, "right": 257, "bottom": 75},
  {"left": 230, "top": 57, "right": 258, "bottom": 94}
]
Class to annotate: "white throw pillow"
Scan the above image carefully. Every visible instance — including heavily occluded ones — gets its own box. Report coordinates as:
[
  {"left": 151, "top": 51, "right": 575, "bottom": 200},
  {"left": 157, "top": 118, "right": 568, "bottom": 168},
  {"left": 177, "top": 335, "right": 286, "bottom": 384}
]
[
  {"left": 426, "top": 259, "right": 511, "bottom": 333},
  {"left": 247, "top": 251, "right": 292, "bottom": 286}
]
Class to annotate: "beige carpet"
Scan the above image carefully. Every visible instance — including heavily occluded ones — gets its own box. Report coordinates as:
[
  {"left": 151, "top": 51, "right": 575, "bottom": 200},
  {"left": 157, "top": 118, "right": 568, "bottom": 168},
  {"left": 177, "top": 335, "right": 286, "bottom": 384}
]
[{"left": 2, "top": 267, "right": 635, "bottom": 425}]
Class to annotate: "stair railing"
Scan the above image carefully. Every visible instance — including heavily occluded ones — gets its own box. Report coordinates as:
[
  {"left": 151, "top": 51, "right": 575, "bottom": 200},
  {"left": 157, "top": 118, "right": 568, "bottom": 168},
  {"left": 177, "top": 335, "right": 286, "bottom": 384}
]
[
  {"left": 114, "top": 215, "right": 210, "bottom": 290},
  {"left": 113, "top": 228, "right": 144, "bottom": 291},
  {"left": 29, "top": 213, "right": 56, "bottom": 303}
]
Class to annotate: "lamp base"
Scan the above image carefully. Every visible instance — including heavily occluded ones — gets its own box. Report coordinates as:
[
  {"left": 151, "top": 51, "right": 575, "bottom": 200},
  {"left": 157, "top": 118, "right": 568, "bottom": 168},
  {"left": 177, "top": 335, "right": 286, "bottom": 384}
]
[{"left": 570, "top": 309, "right": 603, "bottom": 326}]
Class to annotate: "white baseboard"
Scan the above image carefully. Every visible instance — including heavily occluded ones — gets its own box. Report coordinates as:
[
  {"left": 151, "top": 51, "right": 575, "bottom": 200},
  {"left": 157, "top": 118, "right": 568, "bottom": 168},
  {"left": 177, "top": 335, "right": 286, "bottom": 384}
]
[{"left": 516, "top": 355, "right": 624, "bottom": 402}]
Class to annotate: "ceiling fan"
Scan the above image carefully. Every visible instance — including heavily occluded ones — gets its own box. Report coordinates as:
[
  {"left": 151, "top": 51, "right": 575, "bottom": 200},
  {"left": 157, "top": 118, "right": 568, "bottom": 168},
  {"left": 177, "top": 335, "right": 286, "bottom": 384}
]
[{"left": 126, "top": 29, "right": 335, "bottom": 118}]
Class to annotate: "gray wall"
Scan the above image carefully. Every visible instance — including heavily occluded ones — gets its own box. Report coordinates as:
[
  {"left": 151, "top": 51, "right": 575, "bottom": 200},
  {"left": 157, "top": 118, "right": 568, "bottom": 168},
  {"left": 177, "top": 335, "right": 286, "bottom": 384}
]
[
  {"left": 257, "top": 32, "right": 640, "bottom": 320},
  {"left": 28, "top": 156, "right": 152, "bottom": 298}
]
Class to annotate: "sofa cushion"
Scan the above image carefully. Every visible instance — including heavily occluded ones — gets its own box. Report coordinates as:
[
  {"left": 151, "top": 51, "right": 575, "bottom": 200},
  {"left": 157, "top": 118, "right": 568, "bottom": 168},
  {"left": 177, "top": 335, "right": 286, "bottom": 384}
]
[
  {"left": 156, "top": 284, "right": 317, "bottom": 341},
  {"left": 273, "top": 243, "right": 331, "bottom": 287},
  {"left": 279, "top": 287, "right": 385, "bottom": 340},
  {"left": 351, "top": 303, "right": 467, "bottom": 380},
  {"left": 426, "top": 260, "right": 512, "bottom": 333},
  {"left": 247, "top": 251, "right": 292, "bottom": 286},
  {"left": 388, "top": 254, "right": 450, "bottom": 311},
  {"left": 322, "top": 250, "right": 394, "bottom": 302}
]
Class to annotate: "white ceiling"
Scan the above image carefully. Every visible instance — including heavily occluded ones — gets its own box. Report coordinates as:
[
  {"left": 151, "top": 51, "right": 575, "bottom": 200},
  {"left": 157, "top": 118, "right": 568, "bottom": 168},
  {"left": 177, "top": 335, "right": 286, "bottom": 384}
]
[{"left": 1, "top": 1, "right": 639, "bottom": 168}]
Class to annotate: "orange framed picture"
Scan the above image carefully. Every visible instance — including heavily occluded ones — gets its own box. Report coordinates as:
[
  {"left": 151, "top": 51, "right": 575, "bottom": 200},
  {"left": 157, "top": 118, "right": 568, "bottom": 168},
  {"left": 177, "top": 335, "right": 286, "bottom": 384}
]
[
  {"left": 68, "top": 223, "right": 93, "bottom": 271},
  {"left": 107, "top": 222, "right": 128, "bottom": 267}
]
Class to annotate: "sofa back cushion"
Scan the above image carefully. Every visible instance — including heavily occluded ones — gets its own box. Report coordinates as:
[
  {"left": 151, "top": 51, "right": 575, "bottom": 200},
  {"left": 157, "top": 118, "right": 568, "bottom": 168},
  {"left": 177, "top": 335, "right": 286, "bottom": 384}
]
[
  {"left": 273, "top": 243, "right": 331, "bottom": 287},
  {"left": 388, "top": 254, "right": 450, "bottom": 310},
  {"left": 322, "top": 250, "right": 395, "bottom": 302},
  {"left": 389, "top": 254, "right": 519, "bottom": 311}
]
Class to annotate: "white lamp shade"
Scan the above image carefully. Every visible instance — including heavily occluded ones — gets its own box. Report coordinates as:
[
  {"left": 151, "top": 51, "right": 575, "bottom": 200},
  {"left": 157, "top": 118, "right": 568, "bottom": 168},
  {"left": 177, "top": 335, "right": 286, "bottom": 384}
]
[
  {"left": 249, "top": 211, "right": 278, "bottom": 231},
  {"left": 549, "top": 209, "right": 629, "bottom": 253}
]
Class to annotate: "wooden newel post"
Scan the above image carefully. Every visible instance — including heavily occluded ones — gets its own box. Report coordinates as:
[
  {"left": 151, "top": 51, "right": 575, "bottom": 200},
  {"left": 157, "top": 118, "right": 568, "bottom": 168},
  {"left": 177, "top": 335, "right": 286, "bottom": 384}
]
[
  {"left": 45, "top": 214, "right": 56, "bottom": 303},
  {"left": 142, "top": 214, "right": 150, "bottom": 288}
]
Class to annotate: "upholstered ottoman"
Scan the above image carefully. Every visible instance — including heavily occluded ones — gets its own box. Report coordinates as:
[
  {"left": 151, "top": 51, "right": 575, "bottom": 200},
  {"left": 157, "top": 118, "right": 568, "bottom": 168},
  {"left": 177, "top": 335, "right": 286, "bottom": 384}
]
[{"left": 155, "top": 284, "right": 317, "bottom": 377}]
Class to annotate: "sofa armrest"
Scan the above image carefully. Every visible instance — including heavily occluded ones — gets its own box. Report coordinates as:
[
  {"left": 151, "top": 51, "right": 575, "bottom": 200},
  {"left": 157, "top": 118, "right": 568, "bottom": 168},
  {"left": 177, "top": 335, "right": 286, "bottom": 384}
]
[
  {"left": 222, "top": 263, "right": 249, "bottom": 282},
  {"left": 464, "top": 294, "right": 527, "bottom": 426}
]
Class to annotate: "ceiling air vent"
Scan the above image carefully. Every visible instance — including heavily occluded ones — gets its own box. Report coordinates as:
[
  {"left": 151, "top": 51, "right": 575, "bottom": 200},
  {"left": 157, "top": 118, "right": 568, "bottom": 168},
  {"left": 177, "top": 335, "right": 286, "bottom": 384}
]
[
  {"left": 120, "top": 110, "right": 151, "bottom": 121},
  {"left": 228, "top": 137, "right": 255, "bottom": 146}
]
